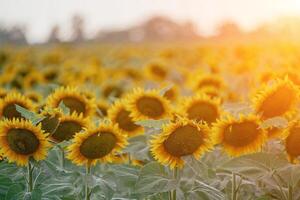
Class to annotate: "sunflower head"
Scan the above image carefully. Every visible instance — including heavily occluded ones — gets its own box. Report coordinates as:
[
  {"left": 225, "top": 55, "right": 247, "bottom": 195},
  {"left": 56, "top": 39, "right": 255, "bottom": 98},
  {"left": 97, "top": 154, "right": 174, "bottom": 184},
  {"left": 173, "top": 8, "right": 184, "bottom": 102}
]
[
  {"left": 23, "top": 71, "right": 45, "bottom": 89},
  {"left": 0, "top": 92, "right": 36, "bottom": 120},
  {"left": 252, "top": 77, "right": 300, "bottom": 120},
  {"left": 150, "top": 118, "right": 212, "bottom": 169},
  {"left": 39, "top": 107, "right": 62, "bottom": 134},
  {"left": 101, "top": 83, "right": 124, "bottom": 99},
  {"left": 126, "top": 88, "right": 171, "bottom": 121},
  {"left": 145, "top": 61, "right": 169, "bottom": 81},
  {"left": 212, "top": 114, "right": 267, "bottom": 156},
  {"left": 46, "top": 86, "right": 96, "bottom": 118},
  {"left": 189, "top": 74, "right": 225, "bottom": 92},
  {"left": 0, "top": 119, "right": 51, "bottom": 166},
  {"left": 0, "top": 88, "right": 8, "bottom": 99},
  {"left": 25, "top": 90, "right": 43, "bottom": 104},
  {"left": 179, "top": 93, "right": 221, "bottom": 125},
  {"left": 283, "top": 121, "right": 300, "bottom": 163},
  {"left": 67, "top": 123, "right": 128, "bottom": 166},
  {"left": 108, "top": 99, "right": 143, "bottom": 137},
  {"left": 50, "top": 112, "right": 89, "bottom": 143},
  {"left": 161, "top": 85, "right": 179, "bottom": 102}
]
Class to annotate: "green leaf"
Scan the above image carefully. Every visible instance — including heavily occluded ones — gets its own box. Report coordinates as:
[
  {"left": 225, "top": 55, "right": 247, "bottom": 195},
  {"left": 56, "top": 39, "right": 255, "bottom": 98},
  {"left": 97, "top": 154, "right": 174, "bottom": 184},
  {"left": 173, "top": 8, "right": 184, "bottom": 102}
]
[
  {"left": 15, "top": 105, "right": 45, "bottom": 126},
  {"left": 59, "top": 101, "right": 70, "bottom": 115},
  {"left": 134, "top": 162, "right": 176, "bottom": 195},
  {"left": 135, "top": 119, "right": 170, "bottom": 129},
  {"left": 30, "top": 188, "right": 42, "bottom": 200},
  {"left": 186, "top": 180, "right": 225, "bottom": 200},
  {"left": 5, "top": 184, "right": 24, "bottom": 200},
  {"left": 0, "top": 175, "right": 13, "bottom": 196}
]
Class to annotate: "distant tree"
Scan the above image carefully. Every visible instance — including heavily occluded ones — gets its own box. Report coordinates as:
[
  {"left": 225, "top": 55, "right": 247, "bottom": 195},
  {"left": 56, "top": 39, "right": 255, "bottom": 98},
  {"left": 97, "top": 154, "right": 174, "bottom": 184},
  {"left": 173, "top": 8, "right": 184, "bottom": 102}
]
[
  {"left": 48, "top": 24, "right": 60, "bottom": 43},
  {"left": 0, "top": 25, "right": 27, "bottom": 45},
  {"left": 71, "top": 14, "right": 85, "bottom": 42}
]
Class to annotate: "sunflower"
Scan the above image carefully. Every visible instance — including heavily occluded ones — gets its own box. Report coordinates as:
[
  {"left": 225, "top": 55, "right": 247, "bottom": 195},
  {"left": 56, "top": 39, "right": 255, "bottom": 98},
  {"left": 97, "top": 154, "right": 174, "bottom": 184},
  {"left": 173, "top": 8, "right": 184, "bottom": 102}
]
[
  {"left": 0, "top": 88, "right": 8, "bottom": 99},
  {"left": 212, "top": 114, "right": 267, "bottom": 156},
  {"left": 265, "top": 126, "right": 284, "bottom": 139},
  {"left": 23, "top": 71, "right": 46, "bottom": 89},
  {"left": 50, "top": 112, "right": 89, "bottom": 143},
  {"left": 0, "top": 92, "right": 35, "bottom": 120},
  {"left": 161, "top": 85, "right": 179, "bottom": 102},
  {"left": 0, "top": 119, "right": 51, "bottom": 166},
  {"left": 25, "top": 90, "right": 43, "bottom": 104},
  {"left": 39, "top": 108, "right": 62, "bottom": 135},
  {"left": 283, "top": 121, "right": 300, "bottom": 163},
  {"left": 145, "top": 61, "right": 169, "bottom": 82},
  {"left": 46, "top": 86, "right": 95, "bottom": 118},
  {"left": 42, "top": 67, "right": 59, "bottom": 83},
  {"left": 189, "top": 74, "right": 225, "bottom": 92},
  {"left": 108, "top": 99, "right": 143, "bottom": 137},
  {"left": 101, "top": 82, "right": 124, "bottom": 99},
  {"left": 179, "top": 93, "right": 221, "bottom": 125},
  {"left": 126, "top": 88, "right": 171, "bottom": 121},
  {"left": 67, "top": 124, "right": 128, "bottom": 166},
  {"left": 252, "top": 77, "right": 300, "bottom": 120},
  {"left": 198, "top": 86, "right": 221, "bottom": 100},
  {"left": 150, "top": 118, "right": 212, "bottom": 169}
]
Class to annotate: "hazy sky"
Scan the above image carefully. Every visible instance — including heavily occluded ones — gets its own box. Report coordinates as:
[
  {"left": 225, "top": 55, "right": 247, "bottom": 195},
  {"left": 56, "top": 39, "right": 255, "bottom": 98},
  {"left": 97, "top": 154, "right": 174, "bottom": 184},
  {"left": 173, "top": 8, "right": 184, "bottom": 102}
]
[{"left": 1, "top": 0, "right": 300, "bottom": 43}]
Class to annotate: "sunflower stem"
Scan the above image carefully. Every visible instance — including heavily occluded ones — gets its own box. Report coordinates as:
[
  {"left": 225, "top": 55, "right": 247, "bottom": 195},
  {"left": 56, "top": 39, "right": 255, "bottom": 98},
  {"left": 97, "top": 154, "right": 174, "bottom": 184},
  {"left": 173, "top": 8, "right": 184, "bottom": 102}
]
[
  {"left": 232, "top": 172, "right": 237, "bottom": 200},
  {"left": 58, "top": 145, "right": 65, "bottom": 169},
  {"left": 128, "top": 153, "right": 132, "bottom": 165},
  {"left": 172, "top": 167, "right": 178, "bottom": 200},
  {"left": 85, "top": 164, "right": 91, "bottom": 200},
  {"left": 288, "top": 184, "right": 293, "bottom": 200},
  {"left": 27, "top": 161, "right": 33, "bottom": 192}
]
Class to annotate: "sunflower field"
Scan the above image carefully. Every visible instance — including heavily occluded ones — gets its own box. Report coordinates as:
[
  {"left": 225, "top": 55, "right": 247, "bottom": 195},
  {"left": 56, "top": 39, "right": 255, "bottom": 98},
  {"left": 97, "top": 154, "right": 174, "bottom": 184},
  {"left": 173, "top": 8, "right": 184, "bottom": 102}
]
[{"left": 0, "top": 41, "right": 300, "bottom": 200}]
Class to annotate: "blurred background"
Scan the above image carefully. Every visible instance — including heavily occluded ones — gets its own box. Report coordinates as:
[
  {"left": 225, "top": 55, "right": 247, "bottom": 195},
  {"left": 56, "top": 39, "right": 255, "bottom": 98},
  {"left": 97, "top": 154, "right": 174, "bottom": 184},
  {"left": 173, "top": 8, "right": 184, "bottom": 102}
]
[{"left": 1, "top": 0, "right": 300, "bottom": 45}]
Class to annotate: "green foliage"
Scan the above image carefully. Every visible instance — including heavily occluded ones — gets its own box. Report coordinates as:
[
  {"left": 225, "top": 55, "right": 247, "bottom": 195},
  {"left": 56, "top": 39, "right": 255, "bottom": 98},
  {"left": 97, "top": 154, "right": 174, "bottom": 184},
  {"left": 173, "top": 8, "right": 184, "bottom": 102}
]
[
  {"left": 15, "top": 105, "right": 45, "bottom": 125},
  {"left": 59, "top": 101, "right": 70, "bottom": 115}
]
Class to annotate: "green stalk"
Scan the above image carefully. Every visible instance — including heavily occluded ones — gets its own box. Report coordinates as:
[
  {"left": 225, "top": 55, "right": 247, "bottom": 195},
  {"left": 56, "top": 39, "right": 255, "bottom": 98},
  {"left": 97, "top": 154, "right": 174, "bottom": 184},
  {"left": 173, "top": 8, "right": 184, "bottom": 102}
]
[
  {"left": 172, "top": 167, "right": 178, "bottom": 200},
  {"left": 27, "top": 161, "right": 33, "bottom": 192},
  {"left": 232, "top": 173, "right": 237, "bottom": 200},
  {"left": 58, "top": 145, "right": 65, "bottom": 169},
  {"left": 288, "top": 184, "right": 293, "bottom": 200},
  {"left": 85, "top": 164, "right": 91, "bottom": 200}
]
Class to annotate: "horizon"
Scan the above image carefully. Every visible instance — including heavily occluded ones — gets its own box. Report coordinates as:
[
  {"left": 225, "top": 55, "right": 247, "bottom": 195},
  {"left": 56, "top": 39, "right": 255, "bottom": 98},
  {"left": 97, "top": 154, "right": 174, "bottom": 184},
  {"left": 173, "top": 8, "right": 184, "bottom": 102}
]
[{"left": 1, "top": 0, "right": 300, "bottom": 43}]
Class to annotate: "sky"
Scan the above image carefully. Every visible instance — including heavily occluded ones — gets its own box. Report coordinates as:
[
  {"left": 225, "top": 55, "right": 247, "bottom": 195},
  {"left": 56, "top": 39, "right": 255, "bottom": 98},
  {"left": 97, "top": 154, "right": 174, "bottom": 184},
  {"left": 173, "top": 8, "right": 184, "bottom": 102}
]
[{"left": 1, "top": 0, "right": 300, "bottom": 43}]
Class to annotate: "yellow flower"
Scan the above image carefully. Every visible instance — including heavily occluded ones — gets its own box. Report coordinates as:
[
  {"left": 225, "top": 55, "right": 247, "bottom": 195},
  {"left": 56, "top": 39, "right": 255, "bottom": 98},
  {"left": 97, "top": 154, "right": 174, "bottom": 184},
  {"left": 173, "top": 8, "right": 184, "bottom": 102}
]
[
  {"left": 51, "top": 112, "right": 89, "bottom": 143},
  {"left": 67, "top": 124, "right": 128, "bottom": 166},
  {"left": 150, "top": 118, "right": 212, "bottom": 169},
  {"left": 25, "top": 90, "right": 43, "bottom": 104},
  {"left": 145, "top": 60, "right": 169, "bottom": 82},
  {"left": 0, "top": 92, "right": 35, "bottom": 120},
  {"left": 252, "top": 77, "right": 299, "bottom": 120},
  {"left": 189, "top": 74, "right": 225, "bottom": 92},
  {"left": 0, "top": 119, "right": 51, "bottom": 166},
  {"left": 283, "top": 121, "right": 300, "bottom": 163},
  {"left": 101, "top": 82, "right": 124, "bottom": 99},
  {"left": 212, "top": 114, "right": 267, "bottom": 156},
  {"left": 108, "top": 99, "right": 143, "bottom": 137},
  {"left": 46, "top": 86, "right": 96, "bottom": 118},
  {"left": 126, "top": 88, "right": 171, "bottom": 121},
  {"left": 39, "top": 107, "right": 62, "bottom": 134},
  {"left": 179, "top": 93, "right": 221, "bottom": 125}
]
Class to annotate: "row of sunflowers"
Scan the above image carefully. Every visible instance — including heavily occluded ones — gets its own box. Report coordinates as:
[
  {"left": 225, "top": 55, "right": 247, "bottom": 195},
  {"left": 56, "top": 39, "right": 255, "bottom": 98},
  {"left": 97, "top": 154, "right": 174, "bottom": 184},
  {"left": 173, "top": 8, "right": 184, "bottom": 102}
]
[{"left": 0, "top": 43, "right": 300, "bottom": 199}]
